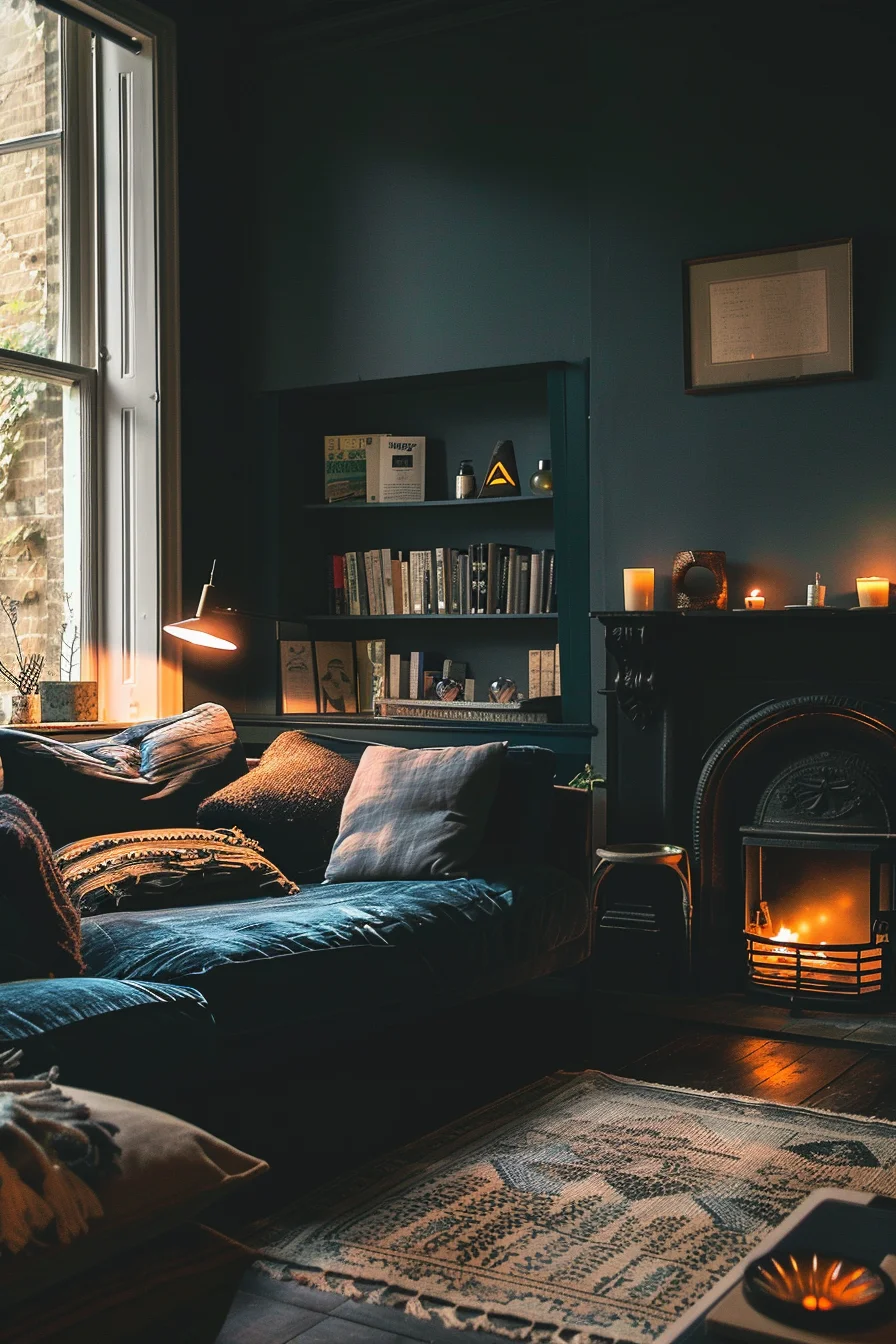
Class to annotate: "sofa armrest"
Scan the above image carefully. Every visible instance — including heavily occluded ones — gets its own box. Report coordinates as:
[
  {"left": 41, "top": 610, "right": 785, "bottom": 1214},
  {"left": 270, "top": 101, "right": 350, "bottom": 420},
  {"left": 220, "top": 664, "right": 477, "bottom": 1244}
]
[{"left": 547, "top": 785, "right": 592, "bottom": 891}]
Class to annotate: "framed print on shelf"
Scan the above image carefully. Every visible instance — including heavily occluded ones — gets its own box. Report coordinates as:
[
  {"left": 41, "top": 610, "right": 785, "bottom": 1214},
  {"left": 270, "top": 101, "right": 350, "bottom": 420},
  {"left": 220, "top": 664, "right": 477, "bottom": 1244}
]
[
  {"left": 279, "top": 640, "right": 318, "bottom": 714},
  {"left": 683, "top": 238, "right": 853, "bottom": 393}
]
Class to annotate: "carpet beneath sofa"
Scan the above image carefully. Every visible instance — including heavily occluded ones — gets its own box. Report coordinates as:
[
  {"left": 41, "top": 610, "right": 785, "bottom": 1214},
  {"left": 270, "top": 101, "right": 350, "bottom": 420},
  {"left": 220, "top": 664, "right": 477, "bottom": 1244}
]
[{"left": 248, "top": 1071, "right": 896, "bottom": 1343}]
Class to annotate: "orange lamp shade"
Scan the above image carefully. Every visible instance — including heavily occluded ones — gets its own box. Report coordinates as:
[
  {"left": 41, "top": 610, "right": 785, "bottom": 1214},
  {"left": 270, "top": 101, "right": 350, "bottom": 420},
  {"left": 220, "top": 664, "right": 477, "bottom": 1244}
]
[{"left": 162, "top": 578, "right": 238, "bottom": 651}]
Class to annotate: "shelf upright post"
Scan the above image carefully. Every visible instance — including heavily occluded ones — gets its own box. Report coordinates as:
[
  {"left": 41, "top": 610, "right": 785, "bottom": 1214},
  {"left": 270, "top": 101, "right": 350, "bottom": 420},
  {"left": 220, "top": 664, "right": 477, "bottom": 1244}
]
[{"left": 547, "top": 361, "right": 590, "bottom": 726}]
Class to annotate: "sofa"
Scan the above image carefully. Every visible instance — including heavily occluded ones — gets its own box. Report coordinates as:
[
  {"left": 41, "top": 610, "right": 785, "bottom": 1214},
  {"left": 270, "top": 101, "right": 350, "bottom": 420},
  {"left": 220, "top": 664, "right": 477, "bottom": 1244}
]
[{"left": 0, "top": 710, "right": 593, "bottom": 1114}]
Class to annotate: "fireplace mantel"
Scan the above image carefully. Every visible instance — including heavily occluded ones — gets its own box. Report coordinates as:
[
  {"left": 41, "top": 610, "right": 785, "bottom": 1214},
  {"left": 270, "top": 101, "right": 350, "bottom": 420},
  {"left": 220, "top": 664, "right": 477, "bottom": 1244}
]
[{"left": 596, "top": 611, "right": 896, "bottom": 853}]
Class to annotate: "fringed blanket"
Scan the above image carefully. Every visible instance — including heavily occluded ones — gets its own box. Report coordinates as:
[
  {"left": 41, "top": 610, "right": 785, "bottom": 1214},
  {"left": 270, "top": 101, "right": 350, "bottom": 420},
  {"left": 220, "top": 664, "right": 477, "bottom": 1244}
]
[{"left": 0, "top": 1051, "right": 119, "bottom": 1254}]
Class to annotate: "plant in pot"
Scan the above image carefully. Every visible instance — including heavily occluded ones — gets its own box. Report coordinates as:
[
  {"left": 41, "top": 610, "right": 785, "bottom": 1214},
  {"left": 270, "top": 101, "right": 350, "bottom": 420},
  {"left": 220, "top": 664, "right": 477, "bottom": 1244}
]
[
  {"left": 0, "top": 595, "right": 44, "bottom": 724},
  {"left": 39, "top": 594, "right": 98, "bottom": 723}
]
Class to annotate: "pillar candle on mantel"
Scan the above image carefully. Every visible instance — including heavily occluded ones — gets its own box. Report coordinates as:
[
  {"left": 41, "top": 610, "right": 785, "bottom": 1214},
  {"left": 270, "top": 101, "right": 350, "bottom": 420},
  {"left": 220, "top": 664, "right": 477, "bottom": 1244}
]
[
  {"left": 623, "top": 568, "right": 655, "bottom": 611},
  {"left": 744, "top": 589, "right": 765, "bottom": 610},
  {"left": 856, "top": 577, "right": 890, "bottom": 608}
]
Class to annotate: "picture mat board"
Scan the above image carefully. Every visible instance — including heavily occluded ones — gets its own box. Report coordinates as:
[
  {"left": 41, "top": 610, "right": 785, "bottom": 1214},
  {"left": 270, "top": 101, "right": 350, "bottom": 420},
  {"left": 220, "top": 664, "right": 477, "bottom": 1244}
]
[
  {"left": 684, "top": 238, "right": 853, "bottom": 391},
  {"left": 279, "top": 640, "right": 318, "bottom": 714},
  {"left": 315, "top": 641, "right": 358, "bottom": 713}
]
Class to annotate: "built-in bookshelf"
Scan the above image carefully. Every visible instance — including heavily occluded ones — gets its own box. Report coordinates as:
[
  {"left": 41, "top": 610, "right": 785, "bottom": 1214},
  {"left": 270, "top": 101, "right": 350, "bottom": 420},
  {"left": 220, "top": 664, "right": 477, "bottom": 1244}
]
[{"left": 231, "top": 360, "right": 593, "bottom": 770}]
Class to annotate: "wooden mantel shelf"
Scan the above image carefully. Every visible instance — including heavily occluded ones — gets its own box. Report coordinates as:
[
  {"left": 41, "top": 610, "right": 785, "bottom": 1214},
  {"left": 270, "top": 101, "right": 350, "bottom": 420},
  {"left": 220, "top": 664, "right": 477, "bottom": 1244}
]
[
  {"left": 591, "top": 608, "right": 896, "bottom": 620},
  {"left": 2, "top": 721, "right": 132, "bottom": 737}
]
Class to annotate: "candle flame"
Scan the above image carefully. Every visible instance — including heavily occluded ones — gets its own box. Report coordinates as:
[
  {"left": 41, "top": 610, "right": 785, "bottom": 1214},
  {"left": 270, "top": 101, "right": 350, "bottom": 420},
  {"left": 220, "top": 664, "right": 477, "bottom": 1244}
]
[{"left": 750, "top": 588, "right": 761, "bottom": 598}]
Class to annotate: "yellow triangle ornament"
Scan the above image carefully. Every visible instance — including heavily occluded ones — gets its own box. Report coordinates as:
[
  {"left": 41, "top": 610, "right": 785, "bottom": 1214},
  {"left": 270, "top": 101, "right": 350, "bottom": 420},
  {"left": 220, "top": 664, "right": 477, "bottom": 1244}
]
[{"left": 478, "top": 440, "right": 521, "bottom": 497}]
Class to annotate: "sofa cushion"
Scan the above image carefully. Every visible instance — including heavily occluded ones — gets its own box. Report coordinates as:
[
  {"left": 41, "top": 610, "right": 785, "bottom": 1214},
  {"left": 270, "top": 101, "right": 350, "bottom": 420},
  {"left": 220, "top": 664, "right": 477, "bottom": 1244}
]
[
  {"left": 325, "top": 741, "right": 507, "bottom": 882},
  {"left": 0, "top": 977, "right": 215, "bottom": 1104},
  {"left": 0, "top": 1080, "right": 267, "bottom": 1309},
  {"left": 0, "top": 703, "right": 246, "bottom": 848},
  {"left": 196, "top": 731, "right": 357, "bottom": 883},
  {"left": 79, "top": 868, "right": 589, "bottom": 1037},
  {"left": 55, "top": 827, "right": 297, "bottom": 917},
  {"left": 288, "top": 733, "right": 557, "bottom": 868},
  {"left": 0, "top": 793, "right": 82, "bottom": 981}
]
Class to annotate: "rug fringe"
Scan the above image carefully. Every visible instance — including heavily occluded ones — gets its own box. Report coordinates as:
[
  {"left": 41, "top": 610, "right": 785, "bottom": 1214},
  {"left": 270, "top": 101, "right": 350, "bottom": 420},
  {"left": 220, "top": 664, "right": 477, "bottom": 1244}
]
[{"left": 251, "top": 1256, "right": 616, "bottom": 1343}]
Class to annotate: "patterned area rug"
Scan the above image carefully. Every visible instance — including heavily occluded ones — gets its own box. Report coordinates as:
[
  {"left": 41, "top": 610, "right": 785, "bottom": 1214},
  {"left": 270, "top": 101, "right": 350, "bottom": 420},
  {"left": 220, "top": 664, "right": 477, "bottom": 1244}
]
[{"left": 250, "top": 1072, "right": 896, "bottom": 1343}]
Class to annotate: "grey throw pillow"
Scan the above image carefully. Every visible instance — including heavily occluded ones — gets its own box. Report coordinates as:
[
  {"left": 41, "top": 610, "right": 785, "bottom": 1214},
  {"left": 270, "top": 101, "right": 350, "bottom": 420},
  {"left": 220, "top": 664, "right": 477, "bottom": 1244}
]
[{"left": 324, "top": 741, "right": 507, "bottom": 882}]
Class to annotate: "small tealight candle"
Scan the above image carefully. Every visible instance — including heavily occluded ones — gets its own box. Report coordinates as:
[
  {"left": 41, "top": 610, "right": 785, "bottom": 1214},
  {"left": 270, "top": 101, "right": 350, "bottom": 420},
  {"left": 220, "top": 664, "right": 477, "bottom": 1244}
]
[
  {"left": 744, "top": 588, "right": 765, "bottom": 610},
  {"left": 623, "top": 567, "right": 655, "bottom": 611},
  {"left": 856, "top": 576, "right": 890, "bottom": 608}
]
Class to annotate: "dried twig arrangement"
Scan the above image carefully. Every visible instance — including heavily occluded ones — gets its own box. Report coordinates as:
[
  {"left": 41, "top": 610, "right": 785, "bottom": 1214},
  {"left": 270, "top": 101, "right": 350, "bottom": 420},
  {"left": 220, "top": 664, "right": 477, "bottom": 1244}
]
[
  {"left": 60, "top": 592, "right": 79, "bottom": 680},
  {"left": 0, "top": 595, "right": 44, "bottom": 694}
]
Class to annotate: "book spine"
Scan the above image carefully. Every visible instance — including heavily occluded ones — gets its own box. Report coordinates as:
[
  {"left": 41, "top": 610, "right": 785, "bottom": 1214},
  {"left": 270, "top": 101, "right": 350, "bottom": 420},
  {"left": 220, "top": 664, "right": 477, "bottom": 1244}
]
[
  {"left": 518, "top": 550, "right": 531, "bottom": 615},
  {"left": 529, "top": 553, "right": 543, "bottom": 614},
  {"left": 424, "top": 552, "right": 434, "bottom": 614},
  {"left": 460, "top": 553, "right": 470, "bottom": 614},
  {"left": 401, "top": 557, "right": 411, "bottom": 616},
  {"left": 388, "top": 652, "right": 402, "bottom": 698},
  {"left": 528, "top": 649, "right": 542, "bottom": 699},
  {"left": 507, "top": 547, "right": 518, "bottom": 614},
  {"left": 370, "top": 550, "right": 384, "bottom": 615},
  {"left": 357, "top": 549, "right": 370, "bottom": 615},
  {"left": 436, "top": 547, "right": 448, "bottom": 614},
  {"left": 391, "top": 556, "right": 404, "bottom": 614},
  {"left": 541, "top": 549, "right": 556, "bottom": 613},
  {"left": 381, "top": 549, "right": 395, "bottom": 615},
  {"left": 497, "top": 547, "right": 510, "bottom": 614},
  {"left": 410, "top": 551, "right": 425, "bottom": 614},
  {"left": 486, "top": 542, "right": 499, "bottom": 614},
  {"left": 554, "top": 642, "right": 561, "bottom": 697},
  {"left": 362, "top": 551, "right": 377, "bottom": 615},
  {"left": 377, "top": 699, "right": 547, "bottom": 724},
  {"left": 334, "top": 554, "right": 346, "bottom": 615},
  {"left": 326, "top": 555, "right": 336, "bottom": 614},
  {"left": 346, "top": 552, "right": 361, "bottom": 616},
  {"left": 463, "top": 677, "right": 475, "bottom": 701},
  {"left": 540, "top": 649, "right": 555, "bottom": 697},
  {"left": 449, "top": 550, "right": 460, "bottom": 615},
  {"left": 399, "top": 659, "right": 410, "bottom": 699},
  {"left": 409, "top": 650, "right": 422, "bottom": 698}
]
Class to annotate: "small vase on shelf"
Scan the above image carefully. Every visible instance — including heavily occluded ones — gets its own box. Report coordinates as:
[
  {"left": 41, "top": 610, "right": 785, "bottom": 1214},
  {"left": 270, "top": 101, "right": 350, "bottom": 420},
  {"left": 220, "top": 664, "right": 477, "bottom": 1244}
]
[
  {"left": 11, "top": 693, "right": 41, "bottom": 725},
  {"left": 529, "top": 459, "right": 553, "bottom": 495}
]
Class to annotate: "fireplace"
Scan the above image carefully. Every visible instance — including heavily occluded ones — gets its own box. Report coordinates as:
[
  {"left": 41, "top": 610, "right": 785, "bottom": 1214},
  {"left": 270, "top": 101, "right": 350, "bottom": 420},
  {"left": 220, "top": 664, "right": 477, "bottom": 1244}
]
[{"left": 597, "top": 612, "right": 896, "bottom": 1006}]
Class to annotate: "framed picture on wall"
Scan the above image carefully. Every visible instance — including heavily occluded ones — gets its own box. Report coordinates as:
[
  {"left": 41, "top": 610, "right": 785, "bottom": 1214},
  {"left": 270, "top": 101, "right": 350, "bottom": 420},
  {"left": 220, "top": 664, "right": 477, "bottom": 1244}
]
[{"left": 683, "top": 238, "right": 853, "bottom": 392}]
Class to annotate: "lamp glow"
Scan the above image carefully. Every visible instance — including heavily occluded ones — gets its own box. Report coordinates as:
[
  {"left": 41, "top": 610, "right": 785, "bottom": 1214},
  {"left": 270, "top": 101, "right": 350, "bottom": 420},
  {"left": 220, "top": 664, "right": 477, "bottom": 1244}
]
[{"left": 162, "top": 562, "right": 238, "bottom": 651}]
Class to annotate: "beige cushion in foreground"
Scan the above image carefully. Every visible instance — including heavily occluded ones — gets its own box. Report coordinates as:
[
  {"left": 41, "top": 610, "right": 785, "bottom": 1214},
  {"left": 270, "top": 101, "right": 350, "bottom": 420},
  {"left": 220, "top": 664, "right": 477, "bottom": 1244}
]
[{"left": 0, "top": 1087, "right": 267, "bottom": 1310}]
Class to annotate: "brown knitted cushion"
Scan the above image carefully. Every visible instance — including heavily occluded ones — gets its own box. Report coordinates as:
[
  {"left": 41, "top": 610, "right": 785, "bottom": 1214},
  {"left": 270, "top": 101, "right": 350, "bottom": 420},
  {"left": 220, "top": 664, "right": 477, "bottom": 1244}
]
[
  {"left": 196, "top": 732, "right": 357, "bottom": 882},
  {"left": 0, "top": 795, "right": 83, "bottom": 981}
]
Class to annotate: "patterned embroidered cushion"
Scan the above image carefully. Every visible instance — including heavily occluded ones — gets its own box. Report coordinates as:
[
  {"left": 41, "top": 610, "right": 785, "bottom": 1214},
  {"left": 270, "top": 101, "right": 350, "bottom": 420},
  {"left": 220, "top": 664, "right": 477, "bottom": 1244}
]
[
  {"left": 325, "top": 741, "right": 507, "bottom": 882},
  {"left": 55, "top": 827, "right": 297, "bottom": 916},
  {"left": 197, "top": 731, "right": 357, "bottom": 882},
  {"left": 0, "top": 703, "right": 247, "bottom": 848}
]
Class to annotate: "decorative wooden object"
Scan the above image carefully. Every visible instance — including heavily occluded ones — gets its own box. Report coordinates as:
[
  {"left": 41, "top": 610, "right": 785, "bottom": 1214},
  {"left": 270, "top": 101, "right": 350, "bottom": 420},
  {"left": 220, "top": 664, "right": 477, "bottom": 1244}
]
[
  {"left": 478, "top": 440, "right": 521, "bottom": 497},
  {"left": 672, "top": 549, "right": 728, "bottom": 611}
]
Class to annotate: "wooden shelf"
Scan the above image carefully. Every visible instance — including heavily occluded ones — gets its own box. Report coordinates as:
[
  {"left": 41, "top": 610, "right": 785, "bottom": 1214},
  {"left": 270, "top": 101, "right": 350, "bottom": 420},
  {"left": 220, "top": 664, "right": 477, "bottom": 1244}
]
[
  {"left": 304, "top": 496, "right": 553, "bottom": 511},
  {"left": 302, "top": 612, "right": 557, "bottom": 621},
  {"left": 234, "top": 712, "right": 595, "bottom": 738}
]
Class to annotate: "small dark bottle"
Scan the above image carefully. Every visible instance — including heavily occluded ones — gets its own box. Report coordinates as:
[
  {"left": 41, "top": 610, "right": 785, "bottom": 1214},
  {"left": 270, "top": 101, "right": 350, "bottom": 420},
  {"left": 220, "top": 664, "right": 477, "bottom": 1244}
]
[{"left": 455, "top": 459, "right": 476, "bottom": 499}]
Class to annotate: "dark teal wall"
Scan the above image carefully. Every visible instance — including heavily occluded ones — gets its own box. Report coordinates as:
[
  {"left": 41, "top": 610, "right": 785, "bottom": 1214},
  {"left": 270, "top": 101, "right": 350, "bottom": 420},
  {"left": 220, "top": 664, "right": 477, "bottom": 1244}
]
[
  {"left": 250, "top": 4, "right": 589, "bottom": 389},
  {"left": 591, "top": 0, "right": 896, "bottom": 614}
]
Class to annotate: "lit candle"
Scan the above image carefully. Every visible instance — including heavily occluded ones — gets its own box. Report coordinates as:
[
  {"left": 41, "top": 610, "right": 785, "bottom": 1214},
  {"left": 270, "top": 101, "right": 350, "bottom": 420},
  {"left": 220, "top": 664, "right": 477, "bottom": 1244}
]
[
  {"left": 623, "top": 567, "right": 654, "bottom": 611},
  {"left": 744, "top": 588, "right": 765, "bottom": 610},
  {"left": 856, "top": 576, "right": 890, "bottom": 608}
]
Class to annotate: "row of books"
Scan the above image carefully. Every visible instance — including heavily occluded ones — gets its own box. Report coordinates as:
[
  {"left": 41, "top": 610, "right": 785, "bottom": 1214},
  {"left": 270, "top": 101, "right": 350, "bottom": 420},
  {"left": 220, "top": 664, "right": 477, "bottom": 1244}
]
[
  {"left": 327, "top": 546, "right": 557, "bottom": 616},
  {"left": 280, "top": 638, "right": 561, "bottom": 717}
]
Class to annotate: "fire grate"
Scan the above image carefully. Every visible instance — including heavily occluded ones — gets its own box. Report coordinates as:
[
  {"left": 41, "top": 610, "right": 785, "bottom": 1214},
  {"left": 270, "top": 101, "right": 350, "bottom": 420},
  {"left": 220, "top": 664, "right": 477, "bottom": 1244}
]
[{"left": 745, "top": 932, "right": 884, "bottom": 999}]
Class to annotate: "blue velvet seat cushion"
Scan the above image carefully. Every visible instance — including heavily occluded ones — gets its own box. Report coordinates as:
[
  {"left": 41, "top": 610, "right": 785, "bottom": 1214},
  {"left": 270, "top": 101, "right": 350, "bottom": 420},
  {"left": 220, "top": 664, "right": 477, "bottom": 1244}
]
[
  {"left": 80, "top": 868, "right": 588, "bottom": 1037},
  {"left": 0, "top": 977, "right": 215, "bottom": 1103}
]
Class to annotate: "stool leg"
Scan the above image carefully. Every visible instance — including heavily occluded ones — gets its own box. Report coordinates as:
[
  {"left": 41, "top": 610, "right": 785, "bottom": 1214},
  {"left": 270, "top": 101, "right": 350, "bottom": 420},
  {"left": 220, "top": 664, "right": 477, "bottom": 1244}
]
[
  {"left": 588, "top": 861, "right": 614, "bottom": 1002},
  {"left": 675, "top": 853, "right": 693, "bottom": 986}
]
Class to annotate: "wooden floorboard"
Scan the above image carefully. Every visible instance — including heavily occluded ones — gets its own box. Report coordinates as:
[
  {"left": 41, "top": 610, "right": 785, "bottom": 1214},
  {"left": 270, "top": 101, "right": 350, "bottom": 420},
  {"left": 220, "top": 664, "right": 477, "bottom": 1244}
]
[{"left": 801, "top": 1052, "right": 896, "bottom": 1118}]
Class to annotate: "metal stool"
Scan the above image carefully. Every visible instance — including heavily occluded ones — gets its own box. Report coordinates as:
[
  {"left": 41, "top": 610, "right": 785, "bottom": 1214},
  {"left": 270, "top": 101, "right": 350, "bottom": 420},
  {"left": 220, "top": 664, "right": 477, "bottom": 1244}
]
[{"left": 591, "top": 844, "right": 693, "bottom": 991}]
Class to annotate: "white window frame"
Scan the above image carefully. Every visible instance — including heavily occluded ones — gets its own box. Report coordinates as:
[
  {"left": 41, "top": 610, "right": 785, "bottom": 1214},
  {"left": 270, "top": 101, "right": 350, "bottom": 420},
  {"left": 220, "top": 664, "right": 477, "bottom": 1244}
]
[{"left": 0, "top": 0, "right": 181, "bottom": 720}]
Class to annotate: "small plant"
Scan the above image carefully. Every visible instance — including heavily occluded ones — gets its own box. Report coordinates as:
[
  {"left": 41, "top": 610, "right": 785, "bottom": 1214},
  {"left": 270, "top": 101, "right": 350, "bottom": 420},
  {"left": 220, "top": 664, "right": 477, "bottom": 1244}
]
[
  {"left": 60, "top": 592, "right": 79, "bottom": 680},
  {"left": 0, "top": 594, "right": 44, "bottom": 694},
  {"left": 567, "top": 763, "right": 606, "bottom": 791}
]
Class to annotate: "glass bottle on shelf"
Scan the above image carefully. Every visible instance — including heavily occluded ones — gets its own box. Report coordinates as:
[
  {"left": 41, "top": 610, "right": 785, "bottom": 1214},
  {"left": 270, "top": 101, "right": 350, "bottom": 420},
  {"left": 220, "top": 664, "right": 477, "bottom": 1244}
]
[
  {"left": 455, "top": 459, "right": 476, "bottom": 499},
  {"left": 529, "top": 458, "right": 553, "bottom": 495}
]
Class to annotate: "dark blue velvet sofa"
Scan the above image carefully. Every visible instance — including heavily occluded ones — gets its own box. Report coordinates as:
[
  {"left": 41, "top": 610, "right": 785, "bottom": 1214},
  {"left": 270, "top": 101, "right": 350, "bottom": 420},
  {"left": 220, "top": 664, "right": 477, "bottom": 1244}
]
[{"left": 0, "top": 734, "right": 592, "bottom": 1108}]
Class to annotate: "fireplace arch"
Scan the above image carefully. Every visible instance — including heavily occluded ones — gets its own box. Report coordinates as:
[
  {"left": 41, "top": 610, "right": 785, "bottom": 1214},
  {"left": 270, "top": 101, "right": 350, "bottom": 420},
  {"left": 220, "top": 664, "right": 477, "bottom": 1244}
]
[{"left": 691, "top": 695, "right": 896, "bottom": 987}]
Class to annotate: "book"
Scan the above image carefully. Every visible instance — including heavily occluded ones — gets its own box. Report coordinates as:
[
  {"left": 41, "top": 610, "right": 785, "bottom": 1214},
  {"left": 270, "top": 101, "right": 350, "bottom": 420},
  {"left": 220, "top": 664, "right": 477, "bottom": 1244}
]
[
  {"left": 381, "top": 549, "right": 395, "bottom": 614},
  {"left": 423, "top": 552, "right": 434, "bottom": 613},
  {"left": 542, "top": 549, "right": 557, "bottom": 612},
  {"left": 363, "top": 551, "right": 380, "bottom": 615},
  {"left": 554, "top": 642, "right": 561, "bottom": 695},
  {"left": 356, "top": 548, "right": 370, "bottom": 615},
  {"left": 463, "top": 677, "right": 475, "bottom": 701},
  {"left": 391, "top": 555, "right": 404, "bottom": 614},
  {"left": 435, "top": 546, "right": 449, "bottom": 614},
  {"left": 376, "top": 699, "right": 548, "bottom": 724},
  {"left": 388, "top": 652, "right": 402, "bottom": 698},
  {"left": 324, "top": 434, "right": 370, "bottom": 503},
  {"left": 327, "top": 554, "right": 346, "bottom": 614},
  {"left": 442, "top": 658, "right": 467, "bottom": 683},
  {"left": 409, "top": 650, "right": 440, "bottom": 699},
  {"left": 365, "top": 435, "right": 425, "bottom": 503},
  {"left": 370, "top": 548, "right": 387, "bottom": 615},
  {"left": 528, "top": 648, "right": 541, "bottom": 699},
  {"left": 540, "top": 648, "right": 555, "bottom": 697},
  {"left": 518, "top": 550, "right": 531, "bottom": 614},
  {"left": 315, "top": 641, "right": 358, "bottom": 713},
  {"left": 345, "top": 552, "right": 361, "bottom": 616},
  {"left": 529, "top": 552, "right": 543, "bottom": 613},
  {"left": 486, "top": 542, "right": 500, "bottom": 613},
  {"left": 497, "top": 546, "right": 510, "bottom": 613},
  {"left": 400, "top": 556, "right": 410, "bottom": 615},
  {"left": 399, "top": 659, "right": 411, "bottom": 699},
  {"left": 356, "top": 638, "right": 375, "bottom": 711},
  {"left": 280, "top": 640, "right": 318, "bottom": 713},
  {"left": 410, "top": 550, "right": 427, "bottom": 614}
]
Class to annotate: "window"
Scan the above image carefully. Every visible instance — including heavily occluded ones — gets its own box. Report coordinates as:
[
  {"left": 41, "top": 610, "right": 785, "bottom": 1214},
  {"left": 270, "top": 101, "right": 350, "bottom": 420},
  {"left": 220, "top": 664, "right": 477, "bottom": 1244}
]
[{"left": 0, "top": 0, "right": 179, "bottom": 722}]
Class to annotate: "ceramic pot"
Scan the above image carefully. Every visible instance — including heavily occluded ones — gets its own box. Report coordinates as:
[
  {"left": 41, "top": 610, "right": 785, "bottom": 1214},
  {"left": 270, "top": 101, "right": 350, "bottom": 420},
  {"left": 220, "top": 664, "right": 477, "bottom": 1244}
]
[
  {"left": 11, "top": 693, "right": 41, "bottom": 725},
  {"left": 38, "top": 680, "right": 98, "bottom": 723}
]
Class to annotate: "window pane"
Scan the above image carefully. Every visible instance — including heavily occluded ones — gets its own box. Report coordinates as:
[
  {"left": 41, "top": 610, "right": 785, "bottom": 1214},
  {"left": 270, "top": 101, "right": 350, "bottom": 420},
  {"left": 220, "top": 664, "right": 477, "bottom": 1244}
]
[
  {"left": 0, "top": 139, "right": 61, "bottom": 357},
  {"left": 0, "top": 2, "right": 60, "bottom": 141},
  {"left": 0, "top": 371, "right": 81, "bottom": 697}
]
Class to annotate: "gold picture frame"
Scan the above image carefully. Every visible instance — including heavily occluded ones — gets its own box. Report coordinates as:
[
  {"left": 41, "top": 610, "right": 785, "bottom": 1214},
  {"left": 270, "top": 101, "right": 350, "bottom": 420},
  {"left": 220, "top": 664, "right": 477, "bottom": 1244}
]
[{"left": 683, "top": 238, "right": 853, "bottom": 393}]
